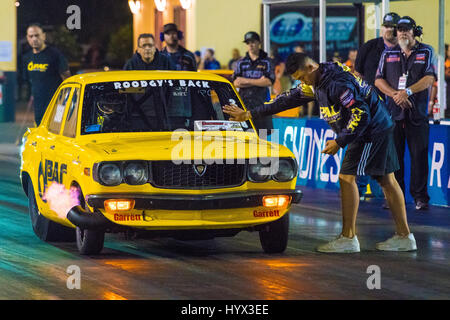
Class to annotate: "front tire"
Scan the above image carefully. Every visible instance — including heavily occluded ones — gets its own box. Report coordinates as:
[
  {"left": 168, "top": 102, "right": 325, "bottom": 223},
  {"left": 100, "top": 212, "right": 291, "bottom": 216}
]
[
  {"left": 27, "top": 179, "right": 75, "bottom": 242},
  {"left": 259, "top": 213, "right": 289, "bottom": 254},
  {"left": 73, "top": 185, "right": 105, "bottom": 255},
  {"left": 76, "top": 227, "right": 105, "bottom": 255}
]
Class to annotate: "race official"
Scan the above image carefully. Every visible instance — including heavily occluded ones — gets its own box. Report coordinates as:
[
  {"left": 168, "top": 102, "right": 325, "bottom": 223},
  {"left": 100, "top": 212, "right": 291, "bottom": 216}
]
[
  {"left": 224, "top": 53, "right": 416, "bottom": 253},
  {"left": 233, "top": 31, "right": 275, "bottom": 134},
  {"left": 160, "top": 23, "right": 197, "bottom": 71},
  {"left": 375, "top": 16, "right": 437, "bottom": 211},
  {"left": 124, "top": 33, "right": 174, "bottom": 70},
  {"left": 22, "top": 23, "right": 71, "bottom": 125}
]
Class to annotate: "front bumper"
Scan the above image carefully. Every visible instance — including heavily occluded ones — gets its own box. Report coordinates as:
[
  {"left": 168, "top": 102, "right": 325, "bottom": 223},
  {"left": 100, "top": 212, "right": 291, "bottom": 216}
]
[{"left": 86, "top": 188, "right": 302, "bottom": 211}]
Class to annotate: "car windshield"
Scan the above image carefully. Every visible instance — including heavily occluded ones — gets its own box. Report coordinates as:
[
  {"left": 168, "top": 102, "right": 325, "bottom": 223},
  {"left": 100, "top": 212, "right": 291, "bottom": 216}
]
[{"left": 81, "top": 79, "right": 251, "bottom": 134}]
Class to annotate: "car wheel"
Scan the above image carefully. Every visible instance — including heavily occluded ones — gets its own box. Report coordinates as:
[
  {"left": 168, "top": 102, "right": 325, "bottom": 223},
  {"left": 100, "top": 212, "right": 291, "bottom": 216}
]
[
  {"left": 73, "top": 185, "right": 105, "bottom": 255},
  {"left": 76, "top": 227, "right": 105, "bottom": 255},
  {"left": 27, "top": 178, "right": 76, "bottom": 242},
  {"left": 259, "top": 213, "right": 289, "bottom": 254}
]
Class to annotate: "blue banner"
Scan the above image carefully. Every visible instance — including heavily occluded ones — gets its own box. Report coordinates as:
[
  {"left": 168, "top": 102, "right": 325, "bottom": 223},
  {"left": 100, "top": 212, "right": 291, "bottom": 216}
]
[{"left": 272, "top": 117, "right": 450, "bottom": 207}]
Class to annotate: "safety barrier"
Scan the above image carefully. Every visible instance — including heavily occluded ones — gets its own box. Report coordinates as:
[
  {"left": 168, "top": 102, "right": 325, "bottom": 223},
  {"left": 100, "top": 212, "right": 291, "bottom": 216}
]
[{"left": 272, "top": 117, "right": 449, "bottom": 207}]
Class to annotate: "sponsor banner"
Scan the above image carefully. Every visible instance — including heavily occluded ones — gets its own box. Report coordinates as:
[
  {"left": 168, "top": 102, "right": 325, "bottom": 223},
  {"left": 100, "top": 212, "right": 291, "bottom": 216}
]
[{"left": 272, "top": 118, "right": 449, "bottom": 207}]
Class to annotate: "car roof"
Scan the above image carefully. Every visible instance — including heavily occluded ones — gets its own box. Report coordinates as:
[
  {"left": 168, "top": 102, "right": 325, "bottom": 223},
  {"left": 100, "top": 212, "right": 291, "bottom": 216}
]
[{"left": 62, "top": 70, "right": 231, "bottom": 86}]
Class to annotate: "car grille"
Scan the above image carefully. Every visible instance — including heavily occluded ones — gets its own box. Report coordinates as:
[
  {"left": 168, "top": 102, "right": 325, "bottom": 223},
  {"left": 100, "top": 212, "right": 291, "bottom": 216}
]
[{"left": 151, "top": 161, "right": 246, "bottom": 189}]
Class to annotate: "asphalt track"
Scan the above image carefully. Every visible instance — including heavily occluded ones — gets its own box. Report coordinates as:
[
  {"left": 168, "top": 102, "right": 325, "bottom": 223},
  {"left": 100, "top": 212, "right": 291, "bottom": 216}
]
[{"left": 1, "top": 153, "right": 449, "bottom": 300}]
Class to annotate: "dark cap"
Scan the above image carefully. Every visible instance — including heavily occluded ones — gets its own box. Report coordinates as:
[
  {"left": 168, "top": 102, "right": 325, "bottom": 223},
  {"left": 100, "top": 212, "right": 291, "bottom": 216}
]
[
  {"left": 382, "top": 12, "right": 400, "bottom": 27},
  {"left": 243, "top": 31, "right": 260, "bottom": 43},
  {"left": 163, "top": 23, "right": 179, "bottom": 34},
  {"left": 397, "top": 16, "right": 416, "bottom": 30}
]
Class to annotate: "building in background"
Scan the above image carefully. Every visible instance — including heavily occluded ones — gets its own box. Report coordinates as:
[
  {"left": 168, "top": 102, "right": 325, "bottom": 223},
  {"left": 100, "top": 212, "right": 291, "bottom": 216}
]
[{"left": 0, "top": 1, "right": 17, "bottom": 122}]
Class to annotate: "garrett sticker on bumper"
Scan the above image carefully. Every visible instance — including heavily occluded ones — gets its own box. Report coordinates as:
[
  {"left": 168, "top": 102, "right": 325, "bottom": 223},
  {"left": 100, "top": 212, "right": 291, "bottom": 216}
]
[
  {"left": 253, "top": 210, "right": 280, "bottom": 218},
  {"left": 114, "top": 214, "right": 142, "bottom": 222}
]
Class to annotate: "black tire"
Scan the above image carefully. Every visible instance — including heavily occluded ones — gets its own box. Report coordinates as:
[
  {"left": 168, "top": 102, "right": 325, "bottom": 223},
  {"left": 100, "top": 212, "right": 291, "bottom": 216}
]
[
  {"left": 259, "top": 213, "right": 289, "bottom": 254},
  {"left": 73, "top": 185, "right": 105, "bottom": 255},
  {"left": 76, "top": 227, "right": 105, "bottom": 255},
  {"left": 27, "top": 179, "right": 76, "bottom": 242}
]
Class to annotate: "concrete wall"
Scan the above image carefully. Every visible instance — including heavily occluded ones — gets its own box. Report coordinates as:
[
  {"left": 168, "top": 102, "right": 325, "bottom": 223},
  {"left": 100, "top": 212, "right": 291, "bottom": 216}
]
[{"left": 187, "top": 0, "right": 262, "bottom": 68}]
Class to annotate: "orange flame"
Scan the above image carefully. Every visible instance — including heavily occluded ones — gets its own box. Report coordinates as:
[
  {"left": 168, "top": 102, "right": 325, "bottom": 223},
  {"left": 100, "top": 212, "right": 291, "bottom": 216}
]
[{"left": 43, "top": 182, "right": 80, "bottom": 219}]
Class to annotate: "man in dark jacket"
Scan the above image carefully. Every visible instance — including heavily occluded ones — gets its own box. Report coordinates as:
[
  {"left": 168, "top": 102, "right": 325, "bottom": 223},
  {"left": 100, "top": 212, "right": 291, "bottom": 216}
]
[
  {"left": 223, "top": 53, "right": 416, "bottom": 253},
  {"left": 160, "top": 23, "right": 197, "bottom": 71},
  {"left": 355, "top": 12, "right": 400, "bottom": 95},
  {"left": 124, "top": 33, "right": 174, "bottom": 70}
]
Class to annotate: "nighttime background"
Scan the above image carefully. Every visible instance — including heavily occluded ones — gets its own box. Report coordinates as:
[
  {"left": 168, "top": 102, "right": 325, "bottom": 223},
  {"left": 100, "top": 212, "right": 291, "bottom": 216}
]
[{"left": 17, "top": 0, "right": 133, "bottom": 70}]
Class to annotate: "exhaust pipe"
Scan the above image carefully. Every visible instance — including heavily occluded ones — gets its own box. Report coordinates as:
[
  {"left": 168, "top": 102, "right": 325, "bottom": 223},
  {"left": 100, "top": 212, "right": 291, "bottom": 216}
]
[{"left": 67, "top": 205, "right": 113, "bottom": 230}]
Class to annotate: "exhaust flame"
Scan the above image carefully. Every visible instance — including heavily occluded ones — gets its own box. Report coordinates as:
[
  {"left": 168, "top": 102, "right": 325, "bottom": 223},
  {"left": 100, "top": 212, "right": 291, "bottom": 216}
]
[{"left": 43, "top": 183, "right": 80, "bottom": 219}]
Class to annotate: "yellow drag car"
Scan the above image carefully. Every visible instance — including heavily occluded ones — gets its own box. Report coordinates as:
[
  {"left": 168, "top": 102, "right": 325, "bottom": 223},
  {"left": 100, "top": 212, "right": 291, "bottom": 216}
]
[{"left": 20, "top": 71, "right": 302, "bottom": 255}]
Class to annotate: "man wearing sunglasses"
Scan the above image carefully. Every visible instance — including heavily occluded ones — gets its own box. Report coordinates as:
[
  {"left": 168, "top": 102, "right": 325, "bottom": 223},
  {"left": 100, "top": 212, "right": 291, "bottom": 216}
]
[
  {"left": 124, "top": 33, "right": 175, "bottom": 70},
  {"left": 375, "top": 17, "right": 437, "bottom": 211}
]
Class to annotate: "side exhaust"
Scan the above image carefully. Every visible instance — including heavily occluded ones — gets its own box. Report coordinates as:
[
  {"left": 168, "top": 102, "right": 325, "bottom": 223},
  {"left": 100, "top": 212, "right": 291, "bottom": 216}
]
[{"left": 67, "top": 205, "right": 113, "bottom": 230}]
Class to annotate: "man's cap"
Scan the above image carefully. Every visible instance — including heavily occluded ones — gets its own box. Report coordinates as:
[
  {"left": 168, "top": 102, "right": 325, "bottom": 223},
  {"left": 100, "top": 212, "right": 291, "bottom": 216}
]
[
  {"left": 382, "top": 12, "right": 400, "bottom": 27},
  {"left": 243, "top": 31, "right": 260, "bottom": 43},
  {"left": 163, "top": 23, "right": 179, "bottom": 34},
  {"left": 397, "top": 16, "right": 416, "bottom": 30}
]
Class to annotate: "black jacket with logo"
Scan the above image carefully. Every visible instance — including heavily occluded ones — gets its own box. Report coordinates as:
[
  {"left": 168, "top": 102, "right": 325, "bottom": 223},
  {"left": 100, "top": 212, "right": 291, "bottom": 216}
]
[{"left": 251, "top": 62, "right": 393, "bottom": 147}]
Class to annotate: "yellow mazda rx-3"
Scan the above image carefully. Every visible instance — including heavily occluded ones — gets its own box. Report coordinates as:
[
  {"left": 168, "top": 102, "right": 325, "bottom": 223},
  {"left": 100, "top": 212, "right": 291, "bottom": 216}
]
[{"left": 20, "top": 71, "right": 302, "bottom": 255}]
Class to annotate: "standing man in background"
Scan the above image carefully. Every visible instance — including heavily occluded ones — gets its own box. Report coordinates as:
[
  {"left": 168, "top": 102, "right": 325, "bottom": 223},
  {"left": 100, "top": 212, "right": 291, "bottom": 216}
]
[
  {"left": 375, "top": 16, "right": 437, "bottom": 211},
  {"left": 160, "top": 23, "right": 197, "bottom": 71},
  {"left": 354, "top": 12, "right": 400, "bottom": 203},
  {"left": 355, "top": 12, "right": 400, "bottom": 95},
  {"left": 233, "top": 31, "right": 275, "bottom": 134},
  {"left": 124, "top": 33, "right": 174, "bottom": 70},
  {"left": 22, "top": 23, "right": 71, "bottom": 126}
]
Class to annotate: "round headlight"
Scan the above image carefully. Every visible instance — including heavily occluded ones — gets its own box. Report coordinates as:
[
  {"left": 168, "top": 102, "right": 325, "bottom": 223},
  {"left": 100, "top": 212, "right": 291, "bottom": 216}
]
[
  {"left": 273, "top": 159, "right": 296, "bottom": 182},
  {"left": 99, "top": 163, "right": 122, "bottom": 186},
  {"left": 248, "top": 163, "right": 271, "bottom": 182},
  {"left": 124, "top": 162, "right": 148, "bottom": 185}
]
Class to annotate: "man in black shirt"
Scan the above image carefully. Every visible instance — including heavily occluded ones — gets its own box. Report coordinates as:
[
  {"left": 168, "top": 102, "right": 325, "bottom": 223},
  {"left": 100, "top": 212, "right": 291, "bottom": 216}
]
[
  {"left": 233, "top": 31, "right": 275, "bottom": 134},
  {"left": 124, "top": 33, "right": 174, "bottom": 70},
  {"left": 375, "top": 17, "right": 437, "bottom": 211},
  {"left": 22, "top": 23, "right": 71, "bottom": 125},
  {"left": 160, "top": 23, "right": 197, "bottom": 71}
]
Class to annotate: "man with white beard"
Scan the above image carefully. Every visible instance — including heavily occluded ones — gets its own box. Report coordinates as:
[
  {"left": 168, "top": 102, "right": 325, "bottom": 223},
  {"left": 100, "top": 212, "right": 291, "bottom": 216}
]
[{"left": 375, "top": 16, "right": 437, "bottom": 211}]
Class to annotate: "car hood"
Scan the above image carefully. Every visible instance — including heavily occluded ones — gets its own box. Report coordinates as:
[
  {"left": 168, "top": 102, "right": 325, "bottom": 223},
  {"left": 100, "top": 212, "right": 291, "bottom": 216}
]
[{"left": 79, "top": 131, "right": 290, "bottom": 161}]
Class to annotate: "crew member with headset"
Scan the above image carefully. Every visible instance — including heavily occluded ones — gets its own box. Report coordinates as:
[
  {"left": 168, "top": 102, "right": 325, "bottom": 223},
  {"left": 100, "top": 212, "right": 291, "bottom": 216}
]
[
  {"left": 160, "top": 23, "right": 197, "bottom": 71},
  {"left": 375, "top": 16, "right": 437, "bottom": 211}
]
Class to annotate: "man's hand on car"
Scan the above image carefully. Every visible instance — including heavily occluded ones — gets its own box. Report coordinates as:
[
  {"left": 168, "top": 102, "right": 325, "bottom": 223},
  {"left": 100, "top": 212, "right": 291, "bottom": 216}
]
[{"left": 222, "top": 105, "right": 250, "bottom": 121}]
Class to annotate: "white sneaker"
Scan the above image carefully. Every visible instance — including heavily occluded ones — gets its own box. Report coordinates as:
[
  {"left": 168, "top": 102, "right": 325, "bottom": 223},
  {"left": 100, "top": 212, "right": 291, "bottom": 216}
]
[
  {"left": 376, "top": 233, "right": 417, "bottom": 251},
  {"left": 317, "top": 234, "right": 360, "bottom": 253}
]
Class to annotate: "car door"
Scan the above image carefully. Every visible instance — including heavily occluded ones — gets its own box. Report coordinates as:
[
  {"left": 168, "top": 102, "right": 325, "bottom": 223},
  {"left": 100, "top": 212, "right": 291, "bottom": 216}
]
[
  {"left": 36, "top": 85, "right": 73, "bottom": 214},
  {"left": 57, "top": 85, "right": 83, "bottom": 191}
]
